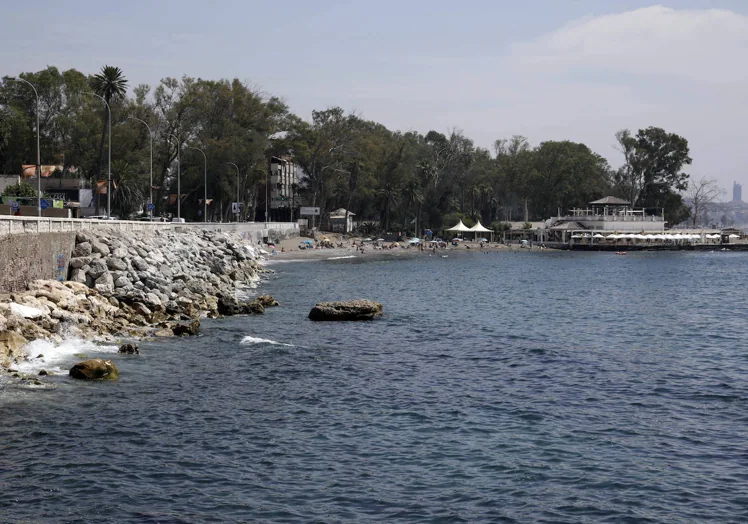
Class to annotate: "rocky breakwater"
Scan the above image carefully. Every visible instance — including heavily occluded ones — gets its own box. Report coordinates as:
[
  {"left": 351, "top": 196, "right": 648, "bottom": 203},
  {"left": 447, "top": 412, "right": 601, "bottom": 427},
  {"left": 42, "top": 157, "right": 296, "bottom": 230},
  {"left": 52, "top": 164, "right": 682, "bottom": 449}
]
[{"left": 0, "top": 227, "right": 274, "bottom": 371}]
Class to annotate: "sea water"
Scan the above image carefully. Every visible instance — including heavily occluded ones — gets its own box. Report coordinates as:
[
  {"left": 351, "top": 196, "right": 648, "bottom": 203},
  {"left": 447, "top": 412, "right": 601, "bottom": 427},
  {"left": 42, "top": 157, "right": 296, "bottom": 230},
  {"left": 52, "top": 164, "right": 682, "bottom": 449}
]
[{"left": 1, "top": 250, "right": 747, "bottom": 522}]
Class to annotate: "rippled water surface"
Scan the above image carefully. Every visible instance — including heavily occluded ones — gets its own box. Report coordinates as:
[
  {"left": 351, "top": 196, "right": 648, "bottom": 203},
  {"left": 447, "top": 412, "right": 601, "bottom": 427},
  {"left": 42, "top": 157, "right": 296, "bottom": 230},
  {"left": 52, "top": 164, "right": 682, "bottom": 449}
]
[{"left": 2, "top": 250, "right": 748, "bottom": 522}]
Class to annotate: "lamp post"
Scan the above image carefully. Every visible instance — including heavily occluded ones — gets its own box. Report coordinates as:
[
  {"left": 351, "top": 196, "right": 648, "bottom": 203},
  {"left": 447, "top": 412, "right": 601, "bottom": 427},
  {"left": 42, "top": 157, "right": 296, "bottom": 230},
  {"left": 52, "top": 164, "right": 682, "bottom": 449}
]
[
  {"left": 9, "top": 77, "right": 41, "bottom": 216},
  {"left": 84, "top": 92, "right": 112, "bottom": 218},
  {"left": 187, "top": 146, "right": 207, "bottom": 222},
  {"left": 168, "top": 134, "right": 181, "bottom": 219},
  {"left": 128, "top": 117, "right": 153, "bottom": 217},
  {"left": 226, "top": 162, "right": 240, "bottom": 222}
]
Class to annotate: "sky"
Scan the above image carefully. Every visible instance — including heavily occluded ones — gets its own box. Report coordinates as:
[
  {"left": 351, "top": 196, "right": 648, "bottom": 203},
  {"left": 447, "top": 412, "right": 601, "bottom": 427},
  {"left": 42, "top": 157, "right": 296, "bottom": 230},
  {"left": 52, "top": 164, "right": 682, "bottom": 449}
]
[{"left": 2, "top": 0, "right": 748, "bottom": 195}]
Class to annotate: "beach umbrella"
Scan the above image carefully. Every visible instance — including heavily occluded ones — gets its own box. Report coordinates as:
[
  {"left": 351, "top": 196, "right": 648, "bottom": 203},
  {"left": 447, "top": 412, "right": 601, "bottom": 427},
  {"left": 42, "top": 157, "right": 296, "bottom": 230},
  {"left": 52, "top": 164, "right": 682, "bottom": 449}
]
[
  {"left": 729, "top": 234, "right": 739, "bottom": 239},
  {"left": 593, "top": 233, "right": 605, "bottom": 239}
]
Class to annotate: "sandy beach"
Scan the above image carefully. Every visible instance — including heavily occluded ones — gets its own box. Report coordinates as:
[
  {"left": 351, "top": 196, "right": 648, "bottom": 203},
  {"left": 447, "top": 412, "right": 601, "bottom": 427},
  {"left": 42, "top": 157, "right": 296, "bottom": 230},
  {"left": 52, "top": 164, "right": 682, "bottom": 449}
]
[{"left": 260, "top": 234, "right": 557, "bottom": 264}]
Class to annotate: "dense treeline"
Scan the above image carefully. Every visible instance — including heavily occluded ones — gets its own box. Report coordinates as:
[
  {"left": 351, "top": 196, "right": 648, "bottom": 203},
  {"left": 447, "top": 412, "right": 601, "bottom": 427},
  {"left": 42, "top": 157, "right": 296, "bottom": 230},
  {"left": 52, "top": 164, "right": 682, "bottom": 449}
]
[{"left": 0, "top": 65, "right": 693, "bottom": 228}]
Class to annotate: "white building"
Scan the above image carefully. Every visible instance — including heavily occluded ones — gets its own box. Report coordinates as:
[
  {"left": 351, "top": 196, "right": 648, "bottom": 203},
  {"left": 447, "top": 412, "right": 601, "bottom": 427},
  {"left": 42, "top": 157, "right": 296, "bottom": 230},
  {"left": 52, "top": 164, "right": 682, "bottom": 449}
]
[{"left": 269, "top": 157, "right": 298, "bottom": 221}]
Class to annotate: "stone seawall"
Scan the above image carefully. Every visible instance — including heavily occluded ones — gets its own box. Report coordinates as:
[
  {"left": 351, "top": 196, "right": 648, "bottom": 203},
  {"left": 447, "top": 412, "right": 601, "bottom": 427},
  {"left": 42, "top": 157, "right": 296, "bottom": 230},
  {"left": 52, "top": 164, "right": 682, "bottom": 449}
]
[
  {"left": 0, "top": 227, "right": 272, "bottom": 369},
  {"left": 0, "top": 232, "right": 76, "bottom": 293}
]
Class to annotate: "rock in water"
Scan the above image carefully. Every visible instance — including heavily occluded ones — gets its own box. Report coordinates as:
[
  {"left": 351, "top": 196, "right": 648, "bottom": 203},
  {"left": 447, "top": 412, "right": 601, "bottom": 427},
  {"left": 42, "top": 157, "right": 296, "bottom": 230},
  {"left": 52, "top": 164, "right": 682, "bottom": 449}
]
[
  {"left": 255, "top": 295, "right": 280, "bottom": 307},
  {"left": 0, "top": 330, "right": 29, "bottom": 367},
  {"left": 308, "top": 300, "right": 383, "bottom": 321},
  {"left": 69, "top": 359, "right": 119, "bottom": 380},
  {"left": 173, "top": 320, "right": 200, "bottom": 336},
  {"left": 118, "top": 343, "right": 140, "bottom": 355}
]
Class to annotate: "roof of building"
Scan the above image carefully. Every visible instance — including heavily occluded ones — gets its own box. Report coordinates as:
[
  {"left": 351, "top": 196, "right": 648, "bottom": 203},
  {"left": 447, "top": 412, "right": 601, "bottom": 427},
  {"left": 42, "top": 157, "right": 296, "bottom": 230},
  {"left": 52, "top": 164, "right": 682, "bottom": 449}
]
[
  {"left": 550, "top": 221, "right": 585, "bottom": 230},
  {"left": 590, "top": 196, "right": 631, "bottom": 205},
  {"left": 329, "top": 208, "right": 355, "bottom": 218}
]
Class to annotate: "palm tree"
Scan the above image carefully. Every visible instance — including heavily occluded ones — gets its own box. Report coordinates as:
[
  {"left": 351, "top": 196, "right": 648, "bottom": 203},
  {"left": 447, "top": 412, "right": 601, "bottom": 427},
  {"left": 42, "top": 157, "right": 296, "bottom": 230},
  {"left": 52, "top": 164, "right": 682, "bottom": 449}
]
[
  {"left": 111, "top": 160, "right": 145, "bottom": 217},
  {"left": 402, "top": 179, "right": 424, "bottom": 236},
  {"left": 91, "top": 65, "right": 128, "bottom": 213},
  {"left": 377, "top": 181, "right": 400, "bottom": 232}
]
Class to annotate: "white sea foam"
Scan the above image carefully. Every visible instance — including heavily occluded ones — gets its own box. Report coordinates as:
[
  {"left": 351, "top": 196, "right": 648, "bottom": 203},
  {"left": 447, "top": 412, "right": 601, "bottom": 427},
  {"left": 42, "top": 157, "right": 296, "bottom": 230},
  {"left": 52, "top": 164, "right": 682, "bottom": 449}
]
[
  {"left": 327, "top": 255, "right": 357, "bottom": 260},
  {"left": 15, "top": 338, "right": 119, "bottom": 375},
  {"left": 241, "top": 336, "right": 293, "bottom": 347}
]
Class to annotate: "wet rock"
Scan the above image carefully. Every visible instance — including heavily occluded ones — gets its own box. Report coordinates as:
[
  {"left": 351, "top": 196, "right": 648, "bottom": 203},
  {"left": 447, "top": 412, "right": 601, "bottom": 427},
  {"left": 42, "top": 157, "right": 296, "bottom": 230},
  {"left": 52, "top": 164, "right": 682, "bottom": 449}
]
[
  {"left": 69, "top": 359, "right": 119, "bottom": 380},
  {"left": 254, "top": 295, "right": 280, "bottom": 308},
  {"left": 153, "top": 328, "right": 174, "bottom": 337},
  {"left": 173, "top": 319, "right": 200, "bottom": 337},
  {"left": 308, "top": 299, "right": 383, "bottom": 321},
  {"left": 118, "top": 343, "right": 140, "bottom": 355},
  {"left": 38, "top": 369, "right": 48, "bottom": 376},
  {"left": 0, "top": 330, "right": 29, "bottom": 367}
]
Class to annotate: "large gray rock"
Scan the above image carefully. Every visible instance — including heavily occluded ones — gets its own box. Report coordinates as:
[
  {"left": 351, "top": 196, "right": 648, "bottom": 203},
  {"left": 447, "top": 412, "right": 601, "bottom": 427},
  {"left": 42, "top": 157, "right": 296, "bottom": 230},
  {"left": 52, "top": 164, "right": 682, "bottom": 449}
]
[
  {"left": 132, "top": 257, "right": 149, "bottom": 271},
  {"left": 87, "top": 259, "right": 108, "bottom": 279},
  {"left": 73, "top": 242, "right": 92, "bottom": 257},
  {"left": 91, "top": 240, "right": 110, "bottom": 256},
  {"left": 106, "top": 257, "right": 128, "bottom": 271},
  {"left": 94, "top": 272, "right": 114, "bottom": 295},
  {"left": 69, "top": 256, "right": 91, "bottom": 269},
  {"left": 308, "top": 300, "right": 383, "bottom": 321},
  {"left": 114, "top": 276, "right": 131, "bottom": 288},
  {"left": 69, "top": 268, "right": 87, "bottom": 284}
]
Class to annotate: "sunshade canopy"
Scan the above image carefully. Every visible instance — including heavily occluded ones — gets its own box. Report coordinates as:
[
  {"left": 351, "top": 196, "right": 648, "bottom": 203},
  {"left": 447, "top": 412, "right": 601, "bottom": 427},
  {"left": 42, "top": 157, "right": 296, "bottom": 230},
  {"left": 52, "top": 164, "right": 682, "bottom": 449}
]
[
  {"left": 447, "top": 220, "right": 471, "bottom": 232},
  {"left": 468, "top": 220, "right": 493, "bottom": 233}
]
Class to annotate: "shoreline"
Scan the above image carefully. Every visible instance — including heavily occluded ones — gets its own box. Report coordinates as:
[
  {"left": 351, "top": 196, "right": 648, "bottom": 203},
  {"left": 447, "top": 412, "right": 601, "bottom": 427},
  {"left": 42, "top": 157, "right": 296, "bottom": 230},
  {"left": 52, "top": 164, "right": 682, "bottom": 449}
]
[{"left": 0, "top": 227, "right": 274, "bottom": 382}]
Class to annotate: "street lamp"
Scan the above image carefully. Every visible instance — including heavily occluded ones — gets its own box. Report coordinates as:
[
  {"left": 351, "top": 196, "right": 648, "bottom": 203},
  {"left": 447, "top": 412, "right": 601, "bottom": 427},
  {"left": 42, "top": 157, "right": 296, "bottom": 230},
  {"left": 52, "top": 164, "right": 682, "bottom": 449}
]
[
  {"left": 8, "top": 77, "right": 41, "bottom": 216},
  {"left": 226, "top": 162, "right": 240, "bottom": 222},
  {"left": 128, "top": 116, "right": 153, "bottom": 217},
  {"left": 167, "top": 134, "right": 181, "bottom": 219},
  {"left": 187, "top": 146, "right": 207, "bottom": 222},
  {"left": 84, "top": 92, "right": 112, "bottom": 218}
]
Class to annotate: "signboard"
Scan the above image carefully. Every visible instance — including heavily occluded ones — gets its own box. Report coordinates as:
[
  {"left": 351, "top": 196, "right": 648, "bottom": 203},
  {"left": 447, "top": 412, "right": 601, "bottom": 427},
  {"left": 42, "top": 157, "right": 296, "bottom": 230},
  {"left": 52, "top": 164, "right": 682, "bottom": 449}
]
[
  {"left": 231, "top": 202, "right": 243, "bottom": 214},
  {"left": 40, "top": 199, "right": 51, "bottom": 210},
  {"left": 300, "top": 206, "right": 320, "bottom": 216},
  {"left": 8, "top": 200, "right": 19, "bottom": 213},
  {"left": 147, "top": 203, "right": 155, "bottom": 211}
]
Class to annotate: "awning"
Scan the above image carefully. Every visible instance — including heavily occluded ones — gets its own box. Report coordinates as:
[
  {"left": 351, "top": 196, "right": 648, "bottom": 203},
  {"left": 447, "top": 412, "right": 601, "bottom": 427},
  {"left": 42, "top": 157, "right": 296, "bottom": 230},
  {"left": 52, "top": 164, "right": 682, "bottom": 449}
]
[
  {"left": 447, "top": 220, "right": 471, "bottom": 232},
  {"left": 468, "top": 220, "right": 493, "bottom": 233}
]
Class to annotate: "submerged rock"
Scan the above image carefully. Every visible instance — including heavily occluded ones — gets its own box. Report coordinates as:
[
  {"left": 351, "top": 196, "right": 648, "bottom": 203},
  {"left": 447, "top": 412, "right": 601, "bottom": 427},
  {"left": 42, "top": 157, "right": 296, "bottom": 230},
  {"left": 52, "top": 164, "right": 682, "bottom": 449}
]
[
  {"left": 308, "top": 300, "right": 383, "bottom": 321},
  {"left": 118, "top": 343, "right": 140, "bottom": 355},
  {"left": 69, "top": 359, "right": 119, "bottom": 380},
  {"left": 254, "top": 295, "right": 280, "bottom": 308}
]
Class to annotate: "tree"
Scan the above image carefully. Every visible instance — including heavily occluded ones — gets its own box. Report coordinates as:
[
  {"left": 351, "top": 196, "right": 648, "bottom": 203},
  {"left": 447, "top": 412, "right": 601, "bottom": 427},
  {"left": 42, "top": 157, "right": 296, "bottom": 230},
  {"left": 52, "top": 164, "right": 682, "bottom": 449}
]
[
  {"left": 2, "top": 182, "right": 37, "bottom": 197},
  {"left": 614, "top": 127, "right": 691, "bottom": 223},
  {"left": 687, "top": 178, "right": 724, "bottom": 226},
  {"left": 91, "top": 65, "right": 128, "bottom": 214}
]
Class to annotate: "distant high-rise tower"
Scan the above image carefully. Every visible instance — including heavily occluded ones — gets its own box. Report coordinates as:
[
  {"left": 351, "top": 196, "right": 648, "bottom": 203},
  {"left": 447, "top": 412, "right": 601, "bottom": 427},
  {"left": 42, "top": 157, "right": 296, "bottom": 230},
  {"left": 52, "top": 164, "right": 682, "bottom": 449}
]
[{"left": 733, "top": 182, "right": 742, "bottom": 202}]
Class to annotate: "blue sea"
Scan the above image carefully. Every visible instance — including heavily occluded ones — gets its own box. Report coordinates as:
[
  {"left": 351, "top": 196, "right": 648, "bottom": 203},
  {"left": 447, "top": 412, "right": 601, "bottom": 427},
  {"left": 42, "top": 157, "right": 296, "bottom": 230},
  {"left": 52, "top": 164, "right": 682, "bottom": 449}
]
[{"left": 2, "top": 250, "right": 748, "bottom": 522}]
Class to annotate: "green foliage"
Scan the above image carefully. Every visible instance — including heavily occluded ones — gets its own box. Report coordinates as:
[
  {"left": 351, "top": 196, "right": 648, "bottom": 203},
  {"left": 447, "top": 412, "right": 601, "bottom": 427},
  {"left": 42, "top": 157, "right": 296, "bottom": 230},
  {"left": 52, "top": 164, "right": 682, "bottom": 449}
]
[
  {"left": 522, "top": 222, "right": 533, "bottom": 230},
  {"left": 0, "top": 65, "right": 695, "bottom": 228},
  {"left": 490, "top": 221, "right": 511, "bottom": 232},
  {"left": 2, "top": 182, "right": 36, "bottom": 198}
]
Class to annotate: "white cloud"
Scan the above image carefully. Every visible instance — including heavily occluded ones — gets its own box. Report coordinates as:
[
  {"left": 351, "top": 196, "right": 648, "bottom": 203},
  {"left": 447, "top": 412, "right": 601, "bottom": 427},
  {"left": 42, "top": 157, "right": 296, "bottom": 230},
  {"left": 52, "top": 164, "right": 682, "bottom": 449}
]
[{"left": 511, "top": 6, "right": 748, "bottom": 83}]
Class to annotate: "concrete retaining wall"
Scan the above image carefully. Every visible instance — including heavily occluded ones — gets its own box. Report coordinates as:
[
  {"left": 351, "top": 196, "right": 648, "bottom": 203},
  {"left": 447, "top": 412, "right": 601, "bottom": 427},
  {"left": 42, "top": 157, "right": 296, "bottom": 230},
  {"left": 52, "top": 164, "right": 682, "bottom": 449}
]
[{"left": 0, "top": 232, "right": 76, "bottom": 293}]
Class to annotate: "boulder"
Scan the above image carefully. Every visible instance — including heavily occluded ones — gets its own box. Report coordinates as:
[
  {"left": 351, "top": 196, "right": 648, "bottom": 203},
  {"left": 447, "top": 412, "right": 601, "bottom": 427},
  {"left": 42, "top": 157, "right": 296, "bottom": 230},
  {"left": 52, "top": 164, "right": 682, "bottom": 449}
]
[
  {"left": 308, "top": 300, "right": 383, "bottom": 321},
  {"left": 0, "top": 330, "right": 28, "bottom": 367},
  {"left": 93, "top": 272, "right": 115, "bottom": 295},
  {"left": 69, "top": 268, "right": 87, "bottom": 284},
  {"left": 173, "top": 319, "right": 200, "bottom": 337},
  {"left": 254, "top": 295, "right": 280, "bottom": 308},
  {"left": 91, "top": 240, "right": 110, "bottom": 256},
  {"left": 118, "top": 343, "right": 139, "bottom": 355},
  {"left": 73, "top": 242, "right": 92, "bottom": 257},
  {"left": 87, "top": 259, "right": 108, "bottom": 280},
  {"left": 106, "top": 257, "right": 128, "bottom": 271},
  {"left": 69, "top": 358, "right": 119, "bottom": 380}
]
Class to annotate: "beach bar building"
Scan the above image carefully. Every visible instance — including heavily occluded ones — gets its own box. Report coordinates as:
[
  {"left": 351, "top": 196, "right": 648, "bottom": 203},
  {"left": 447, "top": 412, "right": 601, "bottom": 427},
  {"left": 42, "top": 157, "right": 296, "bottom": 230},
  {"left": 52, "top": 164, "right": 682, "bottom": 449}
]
[{"left": 547, "top": 196, "right": 666, "bottom": 242}]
